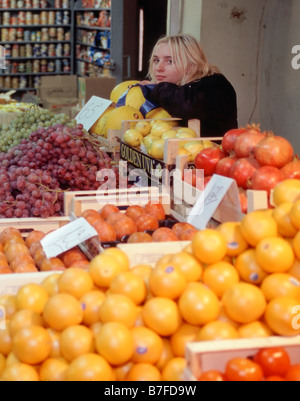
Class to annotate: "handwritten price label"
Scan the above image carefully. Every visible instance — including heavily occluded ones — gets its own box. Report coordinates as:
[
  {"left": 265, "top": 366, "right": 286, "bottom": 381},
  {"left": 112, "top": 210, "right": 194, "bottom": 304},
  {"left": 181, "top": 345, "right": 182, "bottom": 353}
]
[
  {"left": 41, "top": 218, "right": 99, "bottom": 259},
  {"left": 75, "top": 96, "right": 112, "bottom": 131}
]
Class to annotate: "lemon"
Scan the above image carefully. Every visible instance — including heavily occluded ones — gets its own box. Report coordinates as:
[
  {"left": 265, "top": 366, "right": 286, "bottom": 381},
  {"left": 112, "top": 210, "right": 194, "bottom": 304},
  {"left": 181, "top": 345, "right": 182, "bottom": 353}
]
[
  {"left": 110, "top": 80, "right": 140, "bottom": 103},
  {"left": 184, "top": 141, "right": 205, "bottom": 161},
  {"left": 149, "top": 139, "right": 165, "bottom": 160},
  {"left": 125, "top": 86, "right": 146, "bottom": 110},
  {"left": 105, "top": 106, "right": 144, "bottom": 131},
  {"left": 151, "top": 122, "right": 172, "bottom": 138},
  {"left": 123, "top": 129, "right": 143, "bottom": 148},
  {"left": 177, "top": 127, "right": 198, "bottom": 137},
  {"left": 143, "top": 134, "right": 156, "bottom": 150},
  {"left": 135, "top": 121, "right": 151, "bottom": 137},
  {"left": 175, "top": 132, "right": 197, "bottom": 139},
  {"left": 177, "top": 148, "right": 192, "bottom": 161},
  {"left": 89, "top": 105, "right": 115, "bottom": 138},
  {"left": 146, "top": 107, "right": 173, "bottom": 121},
  {"left": 161, "top": 130, "right": 177, "bottom": 140}
]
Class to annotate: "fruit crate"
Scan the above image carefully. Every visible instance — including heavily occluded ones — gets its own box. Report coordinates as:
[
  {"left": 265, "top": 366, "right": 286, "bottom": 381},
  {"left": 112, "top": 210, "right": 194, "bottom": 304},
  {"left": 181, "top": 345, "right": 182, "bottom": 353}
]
[
  {"left": 64, "top": 186, "right": 171, "bottom": 217},
  {"left": 0, "top": 217, "right": 71, "bottom": 238},
  {"left": 91, "top": 129, "right": 122, "bottom": 160},
  {"left": 184, "top": 336, "right": 300, "bottom": 381}
]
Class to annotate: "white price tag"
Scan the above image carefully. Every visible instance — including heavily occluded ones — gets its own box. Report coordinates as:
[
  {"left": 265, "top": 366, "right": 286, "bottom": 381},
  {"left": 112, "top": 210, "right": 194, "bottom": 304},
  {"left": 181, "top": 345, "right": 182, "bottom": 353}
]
[
  {"left": 75, "top": 96, "right": 112, "bottom": 131},
  {"left": 41, "top": 218, "right": 98, "bottom": 259},
  {"left": 187, "top": 174, "right": 241, "bottom": 229}
]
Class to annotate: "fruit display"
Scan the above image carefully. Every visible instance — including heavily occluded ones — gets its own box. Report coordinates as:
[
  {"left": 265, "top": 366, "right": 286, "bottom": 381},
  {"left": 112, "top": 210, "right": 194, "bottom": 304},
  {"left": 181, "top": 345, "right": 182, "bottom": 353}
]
[
  {"left": 1, "top": 197, "right": 300, "bottom": 381},
  {"left": 0, "top": 122, "right": 117, "bottom": 218},
  {"left": 198, "top": 347, "right": 300, "bottom": 381},
  {"left": 193, "top": 124, "right": 297, "bottom": 213}
]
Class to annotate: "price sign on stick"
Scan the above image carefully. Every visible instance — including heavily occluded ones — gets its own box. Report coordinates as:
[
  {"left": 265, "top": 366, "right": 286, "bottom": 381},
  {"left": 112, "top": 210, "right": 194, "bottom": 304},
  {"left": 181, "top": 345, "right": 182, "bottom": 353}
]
[
  {"left": 41, "top": 218, "right": 99, "bottom": 259},
  {"left": 187, "top": 175, "right": 242, "bottom": 230},
  {"left": 75, "top": 96, "right": 112, "bottom": 131}
]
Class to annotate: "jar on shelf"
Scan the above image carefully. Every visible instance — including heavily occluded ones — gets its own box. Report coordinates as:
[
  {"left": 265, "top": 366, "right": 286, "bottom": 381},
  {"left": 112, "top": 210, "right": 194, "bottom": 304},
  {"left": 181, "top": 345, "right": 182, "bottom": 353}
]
[
  {"left": 17, "top": 28, "right": 24, "bottom": 39},
  {"left": 24, "top": 30, "right": 31, "bottom": 41},
  {"left": 33, "top": 43, "right": 41, "bottom": 56},
  {"left": 11, "top": 15, "right": 18, "bottom": 25},
  {"left": 12, "top": 44, "right": 19, "bottom": 57},
  {"left": 11, "top": 0, "right": 17, "bottom": 7},
  {"left": 41, "top": 28, "right": 49, "bottom": 41},
  {"left": 4, "top": 44, "right": 11, "bottom": 57},
  {"left": 33, "top": 13, "right": 40, "bottom": 25},
  {"left": 49, "top": 27, "right": 56, "bottom": 39},
  {"left": 55, "top": 0, "right": 62, "bottom": 8},
  {"left": 48, "top": 61, "right": 55, "bottom": 72},
  {"left": 55, "top": 59, "right": 61, "bottom": 72},
  {"left": 3, "top": 0, "right": 10, "bottom": 8},
  {"left": 0, "top": 77, "right": 3, "bottom": 88},
  {"left": 48, "top": 44, "right": 55, "bottom": 56},
  {"left": 40, "top": 0, "right": 48, "bottom": 9},
  {"left": 19, "top": 45, "right": 25, "bottom": 57},
  {"left": 25, "top": 0, "right": 32, "bottom": 9},
  {"left": 3, "top": 13, "right": 11, "bottom": 26},
  {"left": 48, "top": 11, "right": 55, "bottom": 25},
  {"left": 41, "top": 11, "right": 48, "bottom": 25},
  {"left": 30, "top": 31, "right": 36, "bottom": 41},
  {"left": 36, "top": 30, "right": 41, "bottom": 41},
  {"left": 62, "top": 0, "right": 70, "bottom": 9},
  {"left": 17, "top": 0, "right": 25, "bottom": 8},
  {"left": 32, "top": 0, "right": 39, "bottom": 7},
  {"left": 18, "top": 62, "right": 25, "bottom": 73},
  {"left": 33, "top": 59, "right": 40, "bottom": 73},
  {"left": 55, "top": 11, "right": 63, "bottom": 25},
  {"left": 41, "top": 59, "right": 47, "bottom": 72},
  {"left": 25, "top": 43, "right": 33, "bottom": 57},
  {"left": 12, "top": 77, "right": 19, "bottom": 89},
  {"left": 55, "top": 43, "right": 62, "bottom": 57},
  {"left": 63, "top": 43, "right": 70, "bottom": 57},
  {"left": 33, "top": 76, "right": 40, "bottom": 88},
  {"left": 17, "top": 13, "right": 26, "bottom": 26},
  {"left": 25, "top": 11, "right": 33, "bottom": 25},
  {"left": 64, "top": 30, "right": 71, "bottom": 41},
  {"left": 25, "top": 60, "right": 32, "bottom": 72},
  {"left": 4, "top": 77, "right": 11, "bottom": 89},
  {"left": 63, "top": 11, "right": 69, "bottom": 25},
  {"left": 9, "top": 28, "right": 17, "bottom": 41},
  {"left": 20, "top": 76, "right": 27, "bottom": 88},
  {"left": 62, "top": 58, "right": 70, "bottom": 72},
  {"left": 1, "top": 29, "right": 9, "bottom": 42},
  {"left": 57, "top": 27, "right": 64, "bottom": 41},
  {"left": 41, "top": 43, "right": 48, "bottom": 56}
]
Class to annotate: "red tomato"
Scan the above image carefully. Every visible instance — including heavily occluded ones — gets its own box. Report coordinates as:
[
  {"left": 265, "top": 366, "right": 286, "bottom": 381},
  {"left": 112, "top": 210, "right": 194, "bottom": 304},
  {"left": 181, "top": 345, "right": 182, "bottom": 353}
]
[
  {"left": 251, "top": 166, "right": 283, "bottom": 195},
  {"left": 225, "top": 358, "right": 264, "bottom": 382},
  {"left": 254, "top": 347, "right": 291, "bottom": 377},
  {"left": 195, "top": 147, "right": 226, "bottom": 176},
  {"left": 284, "top": 365, "right": 300, "bottom": 381},
  {"left": 198, "top": 371, "right": 225, "bottom": 382},
  {"left": 230, "top": 158, "right": 260, "bottom": 189}
]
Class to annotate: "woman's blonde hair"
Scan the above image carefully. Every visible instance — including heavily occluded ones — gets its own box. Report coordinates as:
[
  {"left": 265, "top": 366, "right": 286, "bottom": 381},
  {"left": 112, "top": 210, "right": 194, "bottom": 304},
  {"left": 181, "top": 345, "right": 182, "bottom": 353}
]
[{"left": 148, "top": 34, "right": 220, "bottom": 86}]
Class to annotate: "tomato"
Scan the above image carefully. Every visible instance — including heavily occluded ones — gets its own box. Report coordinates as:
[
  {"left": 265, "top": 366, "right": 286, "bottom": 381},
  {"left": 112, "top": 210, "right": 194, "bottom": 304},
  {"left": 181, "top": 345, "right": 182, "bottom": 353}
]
[
  {"left": 198, "top": 370, "right": 225, "bottom": 381},
  {"left": 222, "top": 127, "right": 248, "bottom": 155},
  {"left": 230, "top": 158, "right": 260, "bottom": 189},
  {"left": 225, "top": 358, "right": 264, "bottom": 381},
  {"left": 285, "top": 365, "right": 300, "bottom": 381},
  {"left": 281, "top": 157, "right": 300, "bottom": 180},
  {"left": 251, "top": 166, "right": 283, "bottom": 195},
  {"left": 234, "top": 130, "right": 266, "bottom": 158},
  {"left": 254, "top": 347, "right": 291, "bottom": 377},
  {"left": 216, "top": 155, "right": 238, "bottom": 177},
  {"left": 255, "top": 135, "right": 294, "bottom": 168},
  {"left": 194, "top": 147, "right": 226, "bottom": 176}
]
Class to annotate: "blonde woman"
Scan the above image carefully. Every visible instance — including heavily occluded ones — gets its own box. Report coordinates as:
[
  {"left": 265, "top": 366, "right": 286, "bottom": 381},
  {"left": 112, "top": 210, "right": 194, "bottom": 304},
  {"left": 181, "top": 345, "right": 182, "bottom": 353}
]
[{"left": 140, "top": 34, "right": 238, "bottom": 137}]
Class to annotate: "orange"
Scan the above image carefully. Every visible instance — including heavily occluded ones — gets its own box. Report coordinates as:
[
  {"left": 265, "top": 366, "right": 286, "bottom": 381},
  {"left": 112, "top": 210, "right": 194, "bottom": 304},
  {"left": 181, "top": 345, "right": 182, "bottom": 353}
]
[
  {"left": 15, "top": 283, "right": 49, "bottom": 315},
  {"left": 142, "top": 297, "right": 181, "bottom": 337},
  {"left": 41, "top": 273, "right": 61, "bottom": 296},
  {"left": 202, "top": 261, "right": 240, "bottom": 299},
  {"left": 235, "top": 249, "right": 268, "bottom": 285},
  {"left": 9, "top": 309, "right": 43, "bottom": 338},
  {"left": 99, "top": 294, "right": 138, "bottom": 328},
  {"left": 178, "top": 282, "right": 220, "bottom": 326},
  {"left": 25, "top": 230, "right": 45, "bottom": 249},
  {"left": 222, "top": 283, "right": 267, "bottom": 324},
  {"left": 152, "top": 227, "right": 179, "bottom": 242},
  {"left": 273, "top": 179, "right": 300, "bottom": 206},
  {"left": 0, "top": 353, "right": 5, "bottom": 377},
  {"left": 161, "top": 357, "right": 187, "bottom": 381},
  {"left": 149, "top": 262, "right": 187, "bottom": 300},
  {"left": 43, "top": 293, "right": 83, "bottom": 331},
  {"left": 237, "top": 321, "right": 274, "bottom": 339},
  {"left": 114, "top": 362, "right": 134, "bottom": 381},
  {"left": 95, "top": 322, "right": 134, "bottom": 366},
  {"left": 57, "top": 268, "right": 94, "bottom": 299},
  {"left": 144, "top": 202, "right": 166, "bottom": 220},
  {"left": 289, "top": 200, "right": 300, "bottom": 230},
  {"left": 167, "top": 252, "right": 203, "bottom": 283},
  {"left": 12, "top": 325, "right": 52, "bottom": 365},
  {"left": 80, "top": 290, "right": 106, "bottom": 326},
  {"left": 127, "top": 232, "right": 153, "bottom": 243},
  {"left": 1, "top": 362, "right": 40, "bottom": 381},
  {"left": 261, "top": 274, "right": 300, "bottom": 301},
  {"left": 0, "top": 295, "right": 17, "bottom": 320},
  {"left": 47, "top": 328, "right": 61, "bottom": 358},
  {"left": 109, "top": 271, "right": 147, "bottom": 305},
  {"left": 89, "top": 253, "right": 128, "bottom": 288},
  {"left": 255, "top": 237, "right": 295, "bottom": 273},
  {"left": 272, "top": 203, "right": 298, "bottom": 238},
  {"left": 0, "top": 227, "right": 22, "bottom": 246},
  {"left": 169, "top": 324, "right": 199, "bottom": 357},
  {"left": 288, "top": 259, "right": 300, "bottom": 281},
  {"left": 264, "top": 296, "right": 300, "bottom": 336},
  {"left": 240, "top": 211, "right": 278, "bottom": 247},
  {"left": 126, "top": 363, "right": 162, "bottom": 381},
  {"left": 131, "top": 264, "right": 152, "bottom": 281},
  {"left": 293, "top": 231, "right": 300, "bottom": 260},
  {"left": 196, "top": 321, "right": 239, "bottom": 341},
  {"left": 192, "top": 229, "right": 227, "bottom": 264},
  {"left": 102, "top": 248, "right": 130, "bottom": 270},
  {"left": 60, "top": 325, "right": 94, "bottom": 362},
  {"left": 217, "top": 222, "right": 249, "bottom": 257},
  {"left": 131, "top": 326, "right": 164, "bottom": 364},
  {"left": 0, "top": 325, "right": 12, "bottom": 356},
  {"left": 39, "top": 358, "right": 68, "bottom": 382},
  {"left": 217, "top": 304, "right": 240, "bottom": 329},
  {"left": 156, "top": 339, "right": 175, "bottom": 371},
  {"left": 65, "top": 353, "right": 113, "bottom": 381}
]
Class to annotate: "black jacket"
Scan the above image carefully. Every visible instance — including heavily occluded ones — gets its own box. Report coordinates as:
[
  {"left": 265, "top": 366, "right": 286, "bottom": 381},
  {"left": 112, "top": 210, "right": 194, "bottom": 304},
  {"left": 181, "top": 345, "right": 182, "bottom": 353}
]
[{"left": 144, "top": 74, "right": 238, "bottom": 138}]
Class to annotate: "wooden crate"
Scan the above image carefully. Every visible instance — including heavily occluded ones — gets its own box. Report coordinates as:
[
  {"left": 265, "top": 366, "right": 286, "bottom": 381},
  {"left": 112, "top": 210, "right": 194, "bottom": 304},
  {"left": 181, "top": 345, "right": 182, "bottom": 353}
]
[
  {"left": 0, "top": 216, "right": 70, "bottom": 238},
  {"left": 118, "top": 241, "right": 191, "bottom": 268},
  {"left": 0, "top": 271, "right": 61, "bottom": 296},
  {"left": 64, "top": 187, "right": 171, "bottom": 217},
  {"left": 185, "top": 336, "right": 300, "bottom": 381}
]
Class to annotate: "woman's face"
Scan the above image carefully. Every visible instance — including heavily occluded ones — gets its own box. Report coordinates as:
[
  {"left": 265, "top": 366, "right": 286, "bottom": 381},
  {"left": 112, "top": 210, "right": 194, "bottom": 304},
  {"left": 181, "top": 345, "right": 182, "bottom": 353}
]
[{"left": 152, "top": 43, "right": 184, "bottom": 85}]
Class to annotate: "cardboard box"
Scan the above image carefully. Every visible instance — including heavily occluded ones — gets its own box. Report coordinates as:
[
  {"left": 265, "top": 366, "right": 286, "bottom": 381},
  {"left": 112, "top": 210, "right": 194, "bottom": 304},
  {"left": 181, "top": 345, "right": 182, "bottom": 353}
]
[
  {"left": 42, "top": 99, "right": 79, "bottom": 118},
  {"left": 38, "top": 75, "right": 78, "bottom": 100},
  {"left": 78, "top": 76, "right": 116, "bottom": 108}
]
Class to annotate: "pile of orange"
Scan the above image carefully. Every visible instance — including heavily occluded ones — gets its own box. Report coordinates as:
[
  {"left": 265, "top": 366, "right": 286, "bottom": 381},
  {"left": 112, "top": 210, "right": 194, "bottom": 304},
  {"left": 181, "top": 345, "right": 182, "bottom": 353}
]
[
  {"left": 82, "top": 202, "right": 198, "bottom": 243},
  {"left": 1, "top": 181, "right": 300, "bottom": 380}
]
